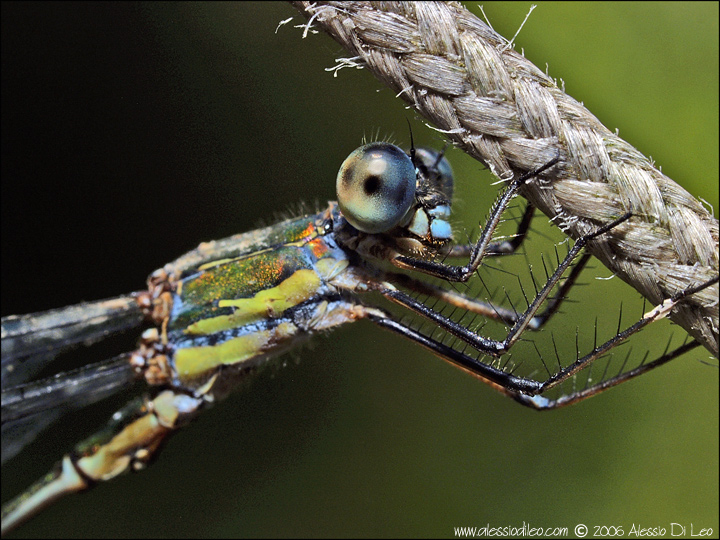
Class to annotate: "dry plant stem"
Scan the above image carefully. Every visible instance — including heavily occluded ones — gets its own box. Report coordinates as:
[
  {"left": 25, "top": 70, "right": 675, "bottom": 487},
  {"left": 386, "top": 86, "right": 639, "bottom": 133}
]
[{"left": 291, "top": 1, "right": 719, "bottom": 356}]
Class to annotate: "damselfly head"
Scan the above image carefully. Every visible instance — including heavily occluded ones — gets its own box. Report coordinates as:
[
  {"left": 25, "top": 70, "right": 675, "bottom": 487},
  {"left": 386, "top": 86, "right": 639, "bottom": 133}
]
[{"left": 335, "top": 142, "right": 454, "bottom": 248}]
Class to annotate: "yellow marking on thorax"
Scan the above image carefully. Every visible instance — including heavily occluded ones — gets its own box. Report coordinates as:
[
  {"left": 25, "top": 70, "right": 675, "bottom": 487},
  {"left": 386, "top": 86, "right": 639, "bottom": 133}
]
[
  {"left": 184, "top": 269, "right": 322, "bottom": 336},
  {"left": 174, "top": 322, "right": 298, "bottom": 379}
]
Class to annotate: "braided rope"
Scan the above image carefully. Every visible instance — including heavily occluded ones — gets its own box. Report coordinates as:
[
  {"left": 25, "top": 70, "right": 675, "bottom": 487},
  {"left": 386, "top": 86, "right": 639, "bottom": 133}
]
[{"left": 291, "top": 1, "right": 719, "bottom": 356}]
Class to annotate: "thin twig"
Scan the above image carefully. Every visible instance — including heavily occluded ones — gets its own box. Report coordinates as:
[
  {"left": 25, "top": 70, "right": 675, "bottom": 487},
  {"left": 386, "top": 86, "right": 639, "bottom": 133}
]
[{"left": 291, "top": 1, "right": 719, "bottom": 356}]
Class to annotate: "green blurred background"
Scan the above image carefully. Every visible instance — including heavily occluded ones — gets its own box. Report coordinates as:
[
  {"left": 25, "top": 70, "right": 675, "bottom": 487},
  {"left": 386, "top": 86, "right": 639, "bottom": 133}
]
[{"left": 1, "top": 2, "right": 717, "bottom": 537}]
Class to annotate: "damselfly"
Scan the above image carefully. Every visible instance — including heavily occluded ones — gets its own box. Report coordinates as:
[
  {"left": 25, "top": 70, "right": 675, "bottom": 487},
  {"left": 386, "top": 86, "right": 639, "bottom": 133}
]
[
  {"left": 3, "top": 3, "right": 712, "bottom": 531},
  {"left": 2, "top": 133, "right": 715, "bottom": 533}
]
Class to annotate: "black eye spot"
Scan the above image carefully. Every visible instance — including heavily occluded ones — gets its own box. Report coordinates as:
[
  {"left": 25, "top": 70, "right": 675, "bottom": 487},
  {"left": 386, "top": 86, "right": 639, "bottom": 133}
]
[{"left": 364, "top": 175, "right": 380, "bottom": 195}]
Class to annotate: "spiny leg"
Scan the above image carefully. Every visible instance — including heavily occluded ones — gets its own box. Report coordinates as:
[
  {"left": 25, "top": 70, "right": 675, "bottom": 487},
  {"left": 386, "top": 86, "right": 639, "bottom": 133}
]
[
  {"left": 526, "top": 276, "right": 718, "bottom": 394},
  {"left": 368, "top": 276, "right": 717, "bottom": 407},
  {"left": 384, "top": 250, "right": 590, "bottom": 330},
  {"left": 513, "top": 338, "right": 702, "bottom": 409}
]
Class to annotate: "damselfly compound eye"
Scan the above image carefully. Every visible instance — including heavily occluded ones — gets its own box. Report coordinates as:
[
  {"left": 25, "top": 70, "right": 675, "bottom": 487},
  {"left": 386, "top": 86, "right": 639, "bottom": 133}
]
[{"left": 336, "top": 143, "right": 416, "bottom": 234}]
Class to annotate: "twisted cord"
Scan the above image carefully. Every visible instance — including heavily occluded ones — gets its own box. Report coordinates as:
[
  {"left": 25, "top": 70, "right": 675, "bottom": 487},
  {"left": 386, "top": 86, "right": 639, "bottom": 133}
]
[{"left": 291, "top": 1, "right": 719, "bottom": 356}]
